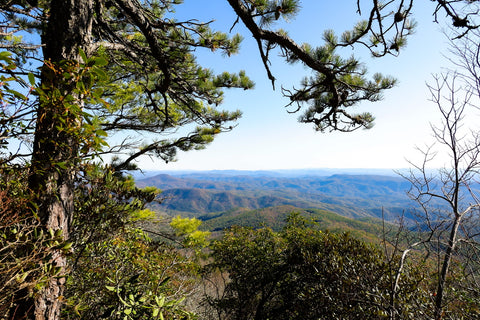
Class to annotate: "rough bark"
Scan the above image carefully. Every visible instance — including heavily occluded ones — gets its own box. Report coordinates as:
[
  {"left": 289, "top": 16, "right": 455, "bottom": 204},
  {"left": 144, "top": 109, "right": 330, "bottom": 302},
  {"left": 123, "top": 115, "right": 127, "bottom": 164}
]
[{"left": 26, "top": 1, "right": 93, "bottom": 319}]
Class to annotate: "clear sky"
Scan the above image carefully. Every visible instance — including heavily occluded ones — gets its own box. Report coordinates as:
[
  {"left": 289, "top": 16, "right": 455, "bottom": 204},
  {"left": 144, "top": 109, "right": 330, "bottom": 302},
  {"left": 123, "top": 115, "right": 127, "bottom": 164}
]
[{"left": 138, "top": 0, "right": 466, "bottom": 172}]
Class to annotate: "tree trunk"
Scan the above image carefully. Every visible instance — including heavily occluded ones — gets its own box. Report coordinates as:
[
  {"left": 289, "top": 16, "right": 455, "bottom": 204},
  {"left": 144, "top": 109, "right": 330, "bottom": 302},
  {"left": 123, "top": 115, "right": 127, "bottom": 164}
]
[
  {"left": 26, "top": 1, "right": 93, "bottom": 319},
  {"left": 434, "top": 215, "right": 461, "bottom": 320}
]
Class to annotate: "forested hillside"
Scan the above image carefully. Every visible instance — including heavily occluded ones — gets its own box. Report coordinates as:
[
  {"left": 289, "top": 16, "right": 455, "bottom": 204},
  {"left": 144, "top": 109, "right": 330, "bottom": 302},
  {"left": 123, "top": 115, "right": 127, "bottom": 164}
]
[
  {"left": 138, "top": 171, "right": 415, "bottom": 222},
  {"left": 198, "top": 205, "right": 386, "bottom": 242}
]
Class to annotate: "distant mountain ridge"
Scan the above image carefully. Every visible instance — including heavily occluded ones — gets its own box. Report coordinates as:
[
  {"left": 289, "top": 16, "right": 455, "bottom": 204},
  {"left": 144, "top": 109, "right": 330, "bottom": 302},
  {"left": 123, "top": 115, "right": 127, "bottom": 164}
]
[{"left": 137, "top": 170, "right": 415, "bottom": 221}]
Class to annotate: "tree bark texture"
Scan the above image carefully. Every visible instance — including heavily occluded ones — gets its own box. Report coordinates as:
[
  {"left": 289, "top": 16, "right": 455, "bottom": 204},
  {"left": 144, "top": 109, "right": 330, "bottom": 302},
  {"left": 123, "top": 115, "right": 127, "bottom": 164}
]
[{"left": 26, "top": 1, "right": 93, "bottom": 319}]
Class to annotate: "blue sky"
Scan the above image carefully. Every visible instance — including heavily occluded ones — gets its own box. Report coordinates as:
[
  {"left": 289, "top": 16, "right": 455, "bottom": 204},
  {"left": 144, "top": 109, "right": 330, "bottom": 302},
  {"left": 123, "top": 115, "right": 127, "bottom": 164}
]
[{"left": 139, "top": 1, "right": 462, "bottom": 171}]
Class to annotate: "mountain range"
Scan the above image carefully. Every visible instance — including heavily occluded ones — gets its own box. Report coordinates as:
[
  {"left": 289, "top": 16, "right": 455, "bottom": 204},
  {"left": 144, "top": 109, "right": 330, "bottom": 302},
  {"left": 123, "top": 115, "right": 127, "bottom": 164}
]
[{"left": 136, "top": 170, "right": 417, "bottom": 225}]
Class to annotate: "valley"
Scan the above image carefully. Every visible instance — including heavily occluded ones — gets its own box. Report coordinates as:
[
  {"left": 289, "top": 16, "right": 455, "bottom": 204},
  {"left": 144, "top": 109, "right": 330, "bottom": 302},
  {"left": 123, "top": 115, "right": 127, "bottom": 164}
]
[{"left": 137, "top": 170, "right": 417, "bottom": 235}]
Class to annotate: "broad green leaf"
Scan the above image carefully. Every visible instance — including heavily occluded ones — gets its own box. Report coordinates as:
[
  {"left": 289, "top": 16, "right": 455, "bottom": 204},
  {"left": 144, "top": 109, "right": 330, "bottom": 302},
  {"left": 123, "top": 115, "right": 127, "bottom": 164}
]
[{"left": 28, "top": 73, "right": 35, "bottom": 86}]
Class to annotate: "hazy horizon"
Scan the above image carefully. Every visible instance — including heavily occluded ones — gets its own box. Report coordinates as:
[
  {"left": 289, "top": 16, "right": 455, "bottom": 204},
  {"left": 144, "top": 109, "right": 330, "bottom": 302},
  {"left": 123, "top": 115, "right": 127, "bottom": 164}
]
[{"left": 132, "top": 167, "right": 409, "bottom": 179}]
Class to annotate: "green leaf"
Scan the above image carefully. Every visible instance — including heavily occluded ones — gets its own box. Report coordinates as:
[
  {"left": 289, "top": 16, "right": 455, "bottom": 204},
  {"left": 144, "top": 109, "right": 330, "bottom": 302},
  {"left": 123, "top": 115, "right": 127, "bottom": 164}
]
[
  {"left": 62, "top": 242, "right": 73, "bottom": 250},
  {"left": 78, "top": 48, "right": 87, "bottom": 63},
  {"left": 155, "top": 295, "right": 165, "bottom": 307},
  {"left": 28, "top": 73, "right": 35, "bottom": 86},
  {"left": 94, "top": 56, "right": 108, "bottom": 66},
  {"left": 96, "top": 129, "right": 108, "bottom": 137},
  {"left": 56, "top": 162, "right": 67, "bottom": 169},
  {"left": 0, "top": 51, "right": 12, "bottom": 61},
  {"left": 76, "top": 80, "right": 86, "bottom": 92},
  {"left": 6, "top": 89, "right": 26, "bottom": 100}
]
